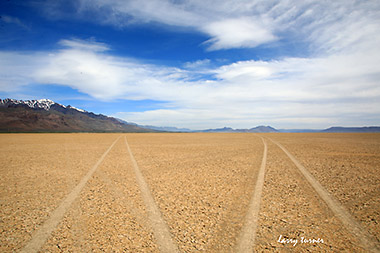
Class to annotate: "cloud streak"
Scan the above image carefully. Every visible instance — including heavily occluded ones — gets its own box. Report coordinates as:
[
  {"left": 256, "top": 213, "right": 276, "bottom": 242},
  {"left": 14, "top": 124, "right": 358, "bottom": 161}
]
[
  {"left": 45, "top": 0, "right": 380, "bottom": 53},
  {"left": 0, "top": 15, "right": 30, "bottom": 30}
]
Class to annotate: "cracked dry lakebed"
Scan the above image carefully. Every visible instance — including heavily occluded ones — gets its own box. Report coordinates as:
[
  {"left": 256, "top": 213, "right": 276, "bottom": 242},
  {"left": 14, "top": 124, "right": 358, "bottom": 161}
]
[{"left": 0, "top": 133, "right": 379, "bottom": 252}]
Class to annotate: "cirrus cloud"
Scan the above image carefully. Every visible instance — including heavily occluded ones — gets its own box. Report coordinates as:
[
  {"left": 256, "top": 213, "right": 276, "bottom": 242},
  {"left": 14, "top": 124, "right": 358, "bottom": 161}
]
[{"left": 37, "top": 0, "right": 380, "bottom": 53}]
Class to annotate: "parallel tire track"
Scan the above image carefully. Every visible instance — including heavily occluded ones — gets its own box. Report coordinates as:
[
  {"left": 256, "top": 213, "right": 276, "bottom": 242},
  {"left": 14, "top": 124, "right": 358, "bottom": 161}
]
[
  {"left": 96, "top": 169, "right": 150, "bottom": 229},
  {"left": 20, "top": 136, "right": 121, "bottom": 253},
  {"left": 235, "top": 136, "right": 267, "bottom": 252},
  {"left": 269, "top": 137, "right": 380, "bottom": 253},
  {"left": 124, "top": 137, "right": 179, "bottom": 253}
]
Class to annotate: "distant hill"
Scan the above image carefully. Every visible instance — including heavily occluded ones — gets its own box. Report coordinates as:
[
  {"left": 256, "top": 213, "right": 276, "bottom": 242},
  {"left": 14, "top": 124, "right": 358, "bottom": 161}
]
[
  {"left": 0, "top": 98, "right": 152, "bottom": 133},
  {"left": 278, "top": 129, "right": 321, "bottom": 133},
  {"left": 248, "top": 125, "right": 279, "bottom": 133},
  {"left": 197, "top": 125, "right": 380, "bottom": 133},
  {"left": 279, "top": 127, "right": 380, "bottom": 133},
  {"left": 201, "top": 127, "right": 235, "bottom": 133},
  {"left": 141, "top": 125, "right": 192, "bottom": 132},
  {"left": 322, "top": 126, "right": 380, "bottom": 133},
  {"left": 199, "top": 125, "right": 279, "bottom": 133}
]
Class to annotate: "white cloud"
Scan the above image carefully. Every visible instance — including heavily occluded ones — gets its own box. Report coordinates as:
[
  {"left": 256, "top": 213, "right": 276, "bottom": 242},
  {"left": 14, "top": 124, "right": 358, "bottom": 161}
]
[
  {"left": 111, "top": 45, "right": 380, "bottom": 128},
  {"left": 75, "top": 0, "right": 203, "bottom": 28},
  {"left": 183, "top": 59, "right": 211, "bottom": 69},
  {"left": 33, "top": 41, "right": 183, "bottom": 100},
  {"left": 203, "top": 17, "right": 277, "bottom": 50},
  {"left": 0, "top": 51, "right": 47, "bottom": 91},
  {"left": 216, "top": 60, "right": 273, "bottom": 81},
  {"left": 58, "top": 39, "right": 109, "bottom": 52},
  {"left": 35, "top": 49, "right": 126, "bottom": 99}
]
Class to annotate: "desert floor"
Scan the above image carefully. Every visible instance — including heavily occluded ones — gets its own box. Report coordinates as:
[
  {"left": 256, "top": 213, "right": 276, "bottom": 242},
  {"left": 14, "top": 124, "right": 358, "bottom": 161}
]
[{"left": 0, "top": 133, "right": 379, "bottom": 252}]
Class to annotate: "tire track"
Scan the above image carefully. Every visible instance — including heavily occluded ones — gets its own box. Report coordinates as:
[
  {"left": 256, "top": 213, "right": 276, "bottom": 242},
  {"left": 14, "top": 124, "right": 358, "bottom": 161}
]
[
  {"left": 20, "top": 136, "right": 121, "bottom": 253},
  {"left": 235, "top": 136, "right": 267, "bottom": 252},
  {"left": 124, "top": 137, "right": 179, "bottom": 253},
  {"left": 96, "top": 169, "right": 150, "bottom": 229},
  {"left": 269, "top": 137, "right": 380, "bottom": 253}
]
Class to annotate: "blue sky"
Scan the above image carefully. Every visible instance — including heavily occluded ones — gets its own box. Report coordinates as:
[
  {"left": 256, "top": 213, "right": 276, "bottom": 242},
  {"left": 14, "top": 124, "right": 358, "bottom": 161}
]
[{"left": 1, "top": 0, "right": 380, "bottom": 129}]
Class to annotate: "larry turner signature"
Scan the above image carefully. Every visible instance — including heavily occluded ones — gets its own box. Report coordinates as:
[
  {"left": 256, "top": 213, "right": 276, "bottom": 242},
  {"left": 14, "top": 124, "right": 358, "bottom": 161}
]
[{"left": 278, "top": 234, "right": 324, "bottom": 247}]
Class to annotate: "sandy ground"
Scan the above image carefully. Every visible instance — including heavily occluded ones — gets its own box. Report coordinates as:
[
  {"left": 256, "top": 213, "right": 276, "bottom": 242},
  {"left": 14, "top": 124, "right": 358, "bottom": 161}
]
[
  {"left": 0, "top": 134, "right": 118, "bottom": 252},
  {"left": 255, "top": 139, "right": 367, "bottom": 252},
  {"left": 265, "top": 133, "right": 380, "bottom": 244},
  {"left": 0, "top": 133, "right": 379, "bottom": 252},
  {"left": 126, "top": 133, "right": 263, "bottom": 252}
]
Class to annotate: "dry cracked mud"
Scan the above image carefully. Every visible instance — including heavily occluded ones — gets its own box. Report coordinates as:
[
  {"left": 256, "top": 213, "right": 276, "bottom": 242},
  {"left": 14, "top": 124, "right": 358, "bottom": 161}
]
[
  {"left": 265, "top": 133, "right": 380, "bottom": 245},
  {"left": 1, "top": 133, "right": 379, "bottom": 252}
]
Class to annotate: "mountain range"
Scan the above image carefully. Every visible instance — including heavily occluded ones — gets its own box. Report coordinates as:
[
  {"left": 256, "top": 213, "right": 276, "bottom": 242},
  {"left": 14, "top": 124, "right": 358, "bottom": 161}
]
[
  {"left": 198, "top": 126, "right": 278, "bottom": 133},
  {"left": 0, "top": 98, "right": 151, "bottom": 133},
  {"left": 1, "top": 98, "right": 379, "bottom": 133}
]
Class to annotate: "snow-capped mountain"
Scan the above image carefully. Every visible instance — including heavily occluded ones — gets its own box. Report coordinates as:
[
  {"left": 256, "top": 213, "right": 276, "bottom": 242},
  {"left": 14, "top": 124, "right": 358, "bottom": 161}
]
[
  {"left": 0, "top": 98, "right": 86, "bottom": 113},
  {"left": 0, "top": 98, "right": 151, "bottom": 133}
]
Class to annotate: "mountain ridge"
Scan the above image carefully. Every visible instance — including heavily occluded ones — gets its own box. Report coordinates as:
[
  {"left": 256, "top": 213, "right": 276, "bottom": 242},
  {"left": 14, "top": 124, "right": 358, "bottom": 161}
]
[
  {"left": 0, "top": 98, "right": 153, "bottom": 133},
  {"left": 1, "top": 98, "right": 379, "bottom": 133},
  {"left": 196, "top": 126, "right": 380, "bottom": 133},
  {"left": 198, "top": 125, "right": 278, "bottom": 133},
  {"left": 322, "top": 126, "right": 380, "bottom": 133}
]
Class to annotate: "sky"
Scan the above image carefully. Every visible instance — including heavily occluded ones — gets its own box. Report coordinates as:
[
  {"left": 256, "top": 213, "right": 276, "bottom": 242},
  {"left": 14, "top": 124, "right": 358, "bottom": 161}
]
[{"left": 1, "top": 0, "right": 380, "bottom": 130}]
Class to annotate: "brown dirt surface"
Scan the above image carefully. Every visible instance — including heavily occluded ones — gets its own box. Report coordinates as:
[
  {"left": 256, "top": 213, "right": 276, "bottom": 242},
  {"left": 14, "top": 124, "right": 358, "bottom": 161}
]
[
  {"left": 0, "top": 133, "right": 118, "bottom": 252},
  {"left": 126, "top": 133, "right": 263, "bottom": 251},
  {"left": 1, "top": 133, "right": 379, "bottom": 252},
  {"left": 265, "top": 133, "right": 380, "bottom": 244},
  {"left": 255, "top": 139, "right": 367, "bottom": 252},
  {"left": 40, "top": 135, "right": 158, "bottom": 252}
]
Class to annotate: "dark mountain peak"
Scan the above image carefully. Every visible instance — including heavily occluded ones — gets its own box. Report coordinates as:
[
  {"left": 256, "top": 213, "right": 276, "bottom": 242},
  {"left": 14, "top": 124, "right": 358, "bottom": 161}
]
[
  {"left": 249, "top": 125, "right": 279, "bottom": 133},
  {"left": 0, "top": 98, "right": 152, "bottom": 133}
]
